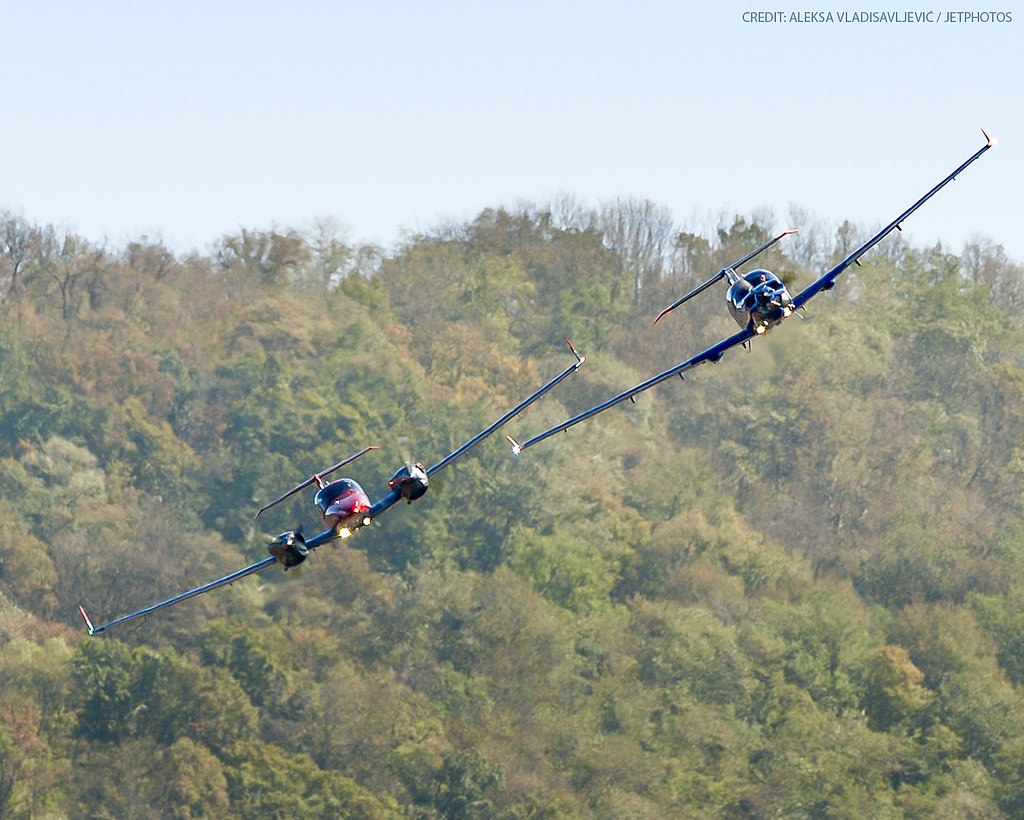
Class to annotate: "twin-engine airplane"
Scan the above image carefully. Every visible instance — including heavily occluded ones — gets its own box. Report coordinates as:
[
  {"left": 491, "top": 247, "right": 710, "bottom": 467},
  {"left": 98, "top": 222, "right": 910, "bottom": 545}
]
[
  {"left": 78, "top": 340, "right": 586, "bottom": 635},
  {"left": 507, "top": 131, "right": 995, "bottom": 456}
]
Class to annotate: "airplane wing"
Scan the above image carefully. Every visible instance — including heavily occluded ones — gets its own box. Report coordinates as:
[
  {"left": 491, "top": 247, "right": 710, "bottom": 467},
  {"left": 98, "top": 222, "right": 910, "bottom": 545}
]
[
  {"left": 425, "top": 338, "right": 586, "bottom": 475},
  {"left": 356, "top": 339, "right": 587, "bottom": 522},
  {"left": 507, "top": 327, "right": 754, "bottom": 455},
  {"left": 78, "top": 555, "right": 278, "bottom": 635},
  {"left": 792, "top": 130, "right": 995, "bottom": 310}
]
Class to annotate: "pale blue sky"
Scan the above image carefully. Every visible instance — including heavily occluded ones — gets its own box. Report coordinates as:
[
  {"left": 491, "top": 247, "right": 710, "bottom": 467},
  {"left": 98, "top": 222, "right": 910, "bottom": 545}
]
[{"left": 4, "top": 1, "right": 1020, "bottom": 259}]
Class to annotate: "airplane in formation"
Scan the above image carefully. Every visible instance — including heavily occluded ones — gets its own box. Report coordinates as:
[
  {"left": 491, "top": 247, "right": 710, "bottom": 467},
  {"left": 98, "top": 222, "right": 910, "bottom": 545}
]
[
  {"left": 77, "top": 340, "right": 586, "bottom": 635},
  {"left": 506, "top": 130, "right": 995, "bottom": 456}
]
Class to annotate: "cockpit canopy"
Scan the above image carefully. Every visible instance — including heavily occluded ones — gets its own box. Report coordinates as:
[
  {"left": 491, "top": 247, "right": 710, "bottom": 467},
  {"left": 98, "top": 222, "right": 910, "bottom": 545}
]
[
  {"left": 741, "top": 268, "right": 783, "bottom": 287},
  {"left": 314, "top": 479, "right": 365, "bottom": 514}
]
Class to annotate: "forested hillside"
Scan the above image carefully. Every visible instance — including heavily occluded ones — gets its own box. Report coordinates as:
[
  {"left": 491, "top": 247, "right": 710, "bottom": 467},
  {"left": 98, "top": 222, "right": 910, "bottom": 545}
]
[{"left": 2, "top": 202, "right": 1023, "bottom": 817}]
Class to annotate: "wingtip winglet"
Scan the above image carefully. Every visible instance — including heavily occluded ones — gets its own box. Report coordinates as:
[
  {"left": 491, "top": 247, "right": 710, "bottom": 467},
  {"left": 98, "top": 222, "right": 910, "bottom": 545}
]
[
  {"left": 782, "top": 228, "right": 800, "bottom": 236},
  {"left": 981, "top": 128, "right": 996, "bottom": 148},
  {"left": 564, "top": 338, "right": 585, "bottom": 366},
  {"left": 506, "top": 434, "right": 524, "bottom": 456},
  {"left": 77, "top": 604, "right": 96, "bottom": 636}
]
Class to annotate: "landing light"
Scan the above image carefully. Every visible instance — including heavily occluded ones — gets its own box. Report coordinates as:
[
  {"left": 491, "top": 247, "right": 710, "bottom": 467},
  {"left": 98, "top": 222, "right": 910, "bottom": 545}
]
[
  {"left": 362, "top": 516, "right": 372, "bottom": 527},
  {"left": 755, "top": 324, "right": 767, "bottom": 335},
  {"left": 783, "top": 307, "right": 793, "bottom": 317},
  {"left": 339, "top": 527, "right": 352, "bottom": 539}
]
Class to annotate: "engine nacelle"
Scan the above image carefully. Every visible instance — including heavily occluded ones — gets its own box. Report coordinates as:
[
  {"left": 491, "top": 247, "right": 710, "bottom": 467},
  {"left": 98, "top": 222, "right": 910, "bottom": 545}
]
[
  {"left": 387, "top": 463, "right": 430, "bottom": 502},
  {"left": 267, "top": 531, "right": 309, "bottom": 568}
]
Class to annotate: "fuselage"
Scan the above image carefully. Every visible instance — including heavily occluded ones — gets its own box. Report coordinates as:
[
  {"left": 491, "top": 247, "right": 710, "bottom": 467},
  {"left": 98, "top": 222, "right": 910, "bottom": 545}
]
[
  {"left": 725, "top": 268, "right": 794, "bottom": 334},
  {"left": 313, "top": 478, "right": 373, "bottom": 534}
]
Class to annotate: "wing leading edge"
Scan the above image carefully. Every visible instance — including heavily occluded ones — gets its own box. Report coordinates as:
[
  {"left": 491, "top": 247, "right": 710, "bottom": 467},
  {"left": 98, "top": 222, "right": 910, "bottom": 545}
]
[
  {"left": 78, "top": 556, "right": 279, "bottom": 636},
  {"left": 508, "top": 327, "right": 754, "bottom": 455},
  {"left": 792, "top": 130, "right": 995, "bottom": 310},
  {"left": 427, "top": 339, "right": 586, "bottom": 475},
  {"left": 358, "top": 338, "right": 588, "bottom": 523}
]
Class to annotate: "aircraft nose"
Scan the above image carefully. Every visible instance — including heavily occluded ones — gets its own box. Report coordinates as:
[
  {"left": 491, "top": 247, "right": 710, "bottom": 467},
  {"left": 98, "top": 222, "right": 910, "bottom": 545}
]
[{"left": 326, "top": 493, "right": 370, "bottom": 518}]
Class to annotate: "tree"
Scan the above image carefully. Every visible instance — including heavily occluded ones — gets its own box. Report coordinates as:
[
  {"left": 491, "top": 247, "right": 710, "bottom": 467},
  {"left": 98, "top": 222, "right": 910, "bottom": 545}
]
[
  {"left": 214, "top": 227, "right": 312, "bottom": 288},
  {"left": 432, "top": 749, "right": 505, "bottom": 820},
  {"left": 597, "top": 197, "right": 677, "bottom": 306},
  {"left": 0, "top": 511, "right": 59, "bottom": 614},
  {"left": 35, "top": 231, "right": 106, "bottom": 323},
  {"left": 507, "top": 528, "right": 617, "bottom": 615},
  {"left": 307, "top": 217, "right": 354, "bottom": 290},
  {"left": 0, "top": 214, "right": 42, "bottom": 312},
  {"left": 861, "top": 645, "right": 934, "bottom": 733}
]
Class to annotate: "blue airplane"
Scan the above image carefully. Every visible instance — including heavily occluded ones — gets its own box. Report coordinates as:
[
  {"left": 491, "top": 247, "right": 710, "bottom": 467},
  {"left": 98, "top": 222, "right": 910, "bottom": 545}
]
[
  {"left": 78, "top": 340, "right": 585, "bottom": 635},
  {"left": 506, "top": 131, "right": 995, "bottom": 457}
]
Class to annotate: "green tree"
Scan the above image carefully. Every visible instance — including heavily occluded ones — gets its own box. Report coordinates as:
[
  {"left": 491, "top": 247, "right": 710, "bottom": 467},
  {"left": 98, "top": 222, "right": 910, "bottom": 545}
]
[
  {"left": 432, "top": 749, "right": 505, "bottom": 820},
  {"left": 507, "top": 528, "right": 617, "bottom": 615},
  {"left": 861, "top": 645, "right": 934, "bottom": 733}
]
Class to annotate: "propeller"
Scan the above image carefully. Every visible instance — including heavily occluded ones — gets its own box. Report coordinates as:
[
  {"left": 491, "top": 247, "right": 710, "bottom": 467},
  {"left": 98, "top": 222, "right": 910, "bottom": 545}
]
[
  {"left": 388, "top": 435, "right": 430, "bottom": 502},
  {"left": 265, "top": 519, "right": 313, "bottom": 568},
  {"left": 752, "top": 281, "right": 781, "bottom": 308},
  {"left": 396, "top": 435, "right": 415, "bottom": 472}
]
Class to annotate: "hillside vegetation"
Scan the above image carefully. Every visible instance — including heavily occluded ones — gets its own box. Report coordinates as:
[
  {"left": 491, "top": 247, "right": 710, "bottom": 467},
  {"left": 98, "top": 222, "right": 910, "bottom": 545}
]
[{"left": 1, "top": 202, "right": 1024, "bottom": 817}]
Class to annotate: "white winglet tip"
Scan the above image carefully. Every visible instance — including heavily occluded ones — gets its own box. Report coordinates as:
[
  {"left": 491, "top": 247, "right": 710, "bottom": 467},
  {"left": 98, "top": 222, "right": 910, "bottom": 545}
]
[{"left": 505, "top": 435, "right": 523, "bottom": 456}]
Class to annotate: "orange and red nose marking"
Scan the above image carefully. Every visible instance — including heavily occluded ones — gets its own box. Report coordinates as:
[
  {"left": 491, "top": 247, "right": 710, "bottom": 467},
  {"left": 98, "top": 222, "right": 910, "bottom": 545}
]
[{"left": 322, "top": 489, "right": 372, "bottom": 529}]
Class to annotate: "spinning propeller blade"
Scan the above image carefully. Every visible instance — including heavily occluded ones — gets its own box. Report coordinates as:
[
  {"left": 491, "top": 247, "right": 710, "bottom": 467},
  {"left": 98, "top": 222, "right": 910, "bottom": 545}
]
[{"left": 396, "top": 435, "right": 416, "bottom": 470}]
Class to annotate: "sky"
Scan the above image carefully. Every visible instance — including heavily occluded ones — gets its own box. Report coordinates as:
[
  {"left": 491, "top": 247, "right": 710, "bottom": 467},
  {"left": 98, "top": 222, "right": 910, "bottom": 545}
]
[{"left": 3, "top": 1, "right": 1021, "bottom": 261}]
